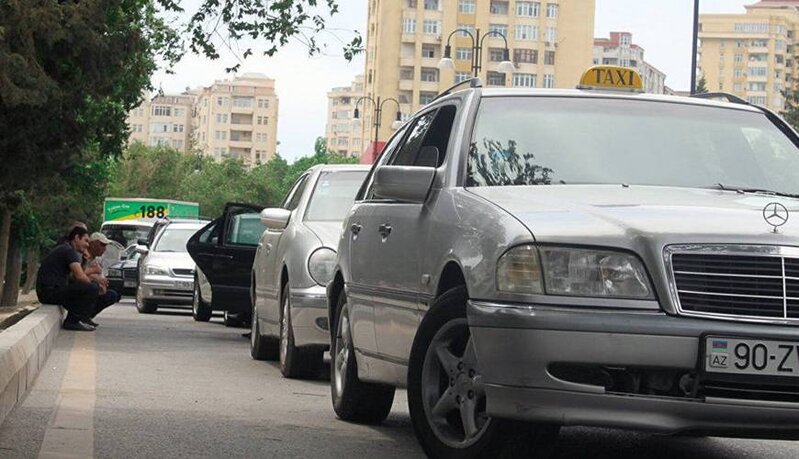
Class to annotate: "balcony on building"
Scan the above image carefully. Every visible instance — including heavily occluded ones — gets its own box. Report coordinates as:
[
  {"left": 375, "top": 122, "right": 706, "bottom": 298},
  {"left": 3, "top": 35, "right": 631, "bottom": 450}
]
[
  {"left": 231, "top": 114, "right": 254, "bottom": 127},
  {"left": 231, "top": 96, "right": 256, "bottom": 114}
]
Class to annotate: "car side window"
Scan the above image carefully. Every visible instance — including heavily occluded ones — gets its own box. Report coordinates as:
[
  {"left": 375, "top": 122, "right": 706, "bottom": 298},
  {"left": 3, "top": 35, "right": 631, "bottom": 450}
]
[
  {"left": 359, "top": 125, "right": 410, "bottom": 201},
  {"left": 282, "top": 174, "right": 310, "bottom": 211},
  {"left": 224, "top": 213, "right": 265, "bottom": 247},
  {"left": 390, "top": 111, "right": 437, "bottom": 166},
  {"left": 418, "top": 105, "right": 457, "bottom": 167},
  {"left": 198, "top": 220, "right": 221, "bottom": 245}
]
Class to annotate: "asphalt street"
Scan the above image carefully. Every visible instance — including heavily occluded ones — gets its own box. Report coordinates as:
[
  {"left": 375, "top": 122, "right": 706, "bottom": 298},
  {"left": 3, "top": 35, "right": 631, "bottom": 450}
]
[{"left": 0, "top": 299, "right": 798, "bottom": 458}]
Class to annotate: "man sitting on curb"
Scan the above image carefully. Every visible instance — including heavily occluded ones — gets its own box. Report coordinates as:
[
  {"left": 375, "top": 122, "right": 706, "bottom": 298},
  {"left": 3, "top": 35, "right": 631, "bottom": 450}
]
[
  {"left": 82, "top": 232, "right": 120, "bottom": 324},
  {"left": 35, "top": 227, "right": 101, "bottom": 331}
]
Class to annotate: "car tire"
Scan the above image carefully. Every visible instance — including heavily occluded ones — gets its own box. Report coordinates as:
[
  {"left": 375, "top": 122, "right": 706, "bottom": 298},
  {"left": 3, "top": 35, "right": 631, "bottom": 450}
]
[
  {"left": 407, "top": 286, "right": 560, "bottom": 459},
  {"left": 251, "top": 305, "right": 279, "bottom": 361},
  {"left": 331, "top": 289, "right": 395, "bottom": 424},
  {"left": 135, "top": 286, "right": 157, "bottom": 314},
  {"left": 279, "top": 286, "right": 323, "bottom": 379},
  {"left": 192, "top": 276, "right": 212, "bottom": 322}
]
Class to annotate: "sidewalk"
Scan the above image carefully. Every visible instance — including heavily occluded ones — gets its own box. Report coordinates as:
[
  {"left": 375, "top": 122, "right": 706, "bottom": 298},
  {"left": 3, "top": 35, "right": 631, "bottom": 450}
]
[{"left": 0, "top": 291, "right": 40, "bottom": 331}]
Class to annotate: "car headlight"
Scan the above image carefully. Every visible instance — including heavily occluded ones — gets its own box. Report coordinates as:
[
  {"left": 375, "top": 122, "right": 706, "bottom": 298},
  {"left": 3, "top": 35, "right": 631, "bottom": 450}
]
[
  {"left": 498, "top": 245, "right": 652, "bottom": 299},
  {"left": 107, "top": 268, "right": 122, "bottom": 278},
  {"left": 145, "top": 265, "right": 170, "bottom": 276},
  {"left": 308, "top": 247, "right": 337, "bottom": 286}
]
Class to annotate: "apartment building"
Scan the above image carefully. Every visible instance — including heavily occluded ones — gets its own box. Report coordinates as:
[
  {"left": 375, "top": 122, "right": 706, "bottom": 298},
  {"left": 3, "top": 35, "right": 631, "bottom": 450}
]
[
  {"left": 325, "top": 75, "right": 365, "bottom": 157},
  {"left": 127, "top": 93, "right": 194, "bottom": 152},
  {"left": 593, "top": 32, "right": 667, "bottom": 94},
  {"left": 699, "top": 0, "right": 799, "bottom": 112},
  {"left": 192, "top": 73, "right": 279, "bottom": 165},
  {"left": 362, "top": 0, "right": 596, "bottom": 154}
]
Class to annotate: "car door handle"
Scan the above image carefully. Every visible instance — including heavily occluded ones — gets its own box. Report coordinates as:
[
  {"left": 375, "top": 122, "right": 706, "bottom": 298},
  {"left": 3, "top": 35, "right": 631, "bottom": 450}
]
[
  {"left": 214, "top": 254, "right": 234, "bottom": 260},
  {"left": 378, "top": 224, "right": 392, "bottom": 238},
  {"left": 350, "top": 223, "right": 362, "bottom": 235}
]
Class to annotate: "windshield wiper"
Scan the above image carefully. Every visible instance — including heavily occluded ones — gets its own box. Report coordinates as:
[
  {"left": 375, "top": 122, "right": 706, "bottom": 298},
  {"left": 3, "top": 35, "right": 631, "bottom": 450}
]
[{"left": 711, "top": 183, "right": 799, "bottom": 199}]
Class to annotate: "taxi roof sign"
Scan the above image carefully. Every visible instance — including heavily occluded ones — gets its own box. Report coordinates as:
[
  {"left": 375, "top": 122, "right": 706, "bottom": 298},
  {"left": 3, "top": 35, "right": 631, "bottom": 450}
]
[{"left": 578, "top": 65, "right": 644, "bottom": 92}]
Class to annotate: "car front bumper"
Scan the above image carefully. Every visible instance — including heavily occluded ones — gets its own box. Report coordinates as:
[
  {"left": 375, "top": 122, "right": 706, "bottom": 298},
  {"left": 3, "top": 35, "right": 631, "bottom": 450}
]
[
  {"left": 139, "top": 275, "right": 194, "bottom": 306},
  {"left": 468, "top": 300, "right": 799, "bottom": 438},
  {"left": 290, "top": 285, "right": 330, "bottom": 348}
]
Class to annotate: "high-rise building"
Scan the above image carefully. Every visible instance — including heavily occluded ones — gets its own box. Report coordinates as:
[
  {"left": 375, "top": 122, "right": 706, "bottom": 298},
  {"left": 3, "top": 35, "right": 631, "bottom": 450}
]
[
  {"left": 325, "top": 75, "right": 365, "bottom": 157},
  {"left": 361, "top": 0, "right": 596, "bottom": 157},
  {"left": 127, "top": 92, "right": 194, "bottom": 152},
  {"left": 593, "top": 32, "right": 667, "bottom": 94},
  {"left": 699, "top": 0, "right": 799, "bottom": 112},
  {"left": 192, "top": 73, "right": 279, "bottom": 165}
]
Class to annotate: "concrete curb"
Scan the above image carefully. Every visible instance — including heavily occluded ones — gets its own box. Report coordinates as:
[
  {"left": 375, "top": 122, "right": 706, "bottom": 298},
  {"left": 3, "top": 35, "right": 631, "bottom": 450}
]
[{"left": 0, "top": 304, "right": 64, "bottom": 426}]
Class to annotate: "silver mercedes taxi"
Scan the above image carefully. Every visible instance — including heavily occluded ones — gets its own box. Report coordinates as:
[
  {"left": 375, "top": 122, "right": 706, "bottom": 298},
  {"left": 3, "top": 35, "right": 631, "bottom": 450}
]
[{"left": 327, "top": 66, "right": 799, "bottom": 457}]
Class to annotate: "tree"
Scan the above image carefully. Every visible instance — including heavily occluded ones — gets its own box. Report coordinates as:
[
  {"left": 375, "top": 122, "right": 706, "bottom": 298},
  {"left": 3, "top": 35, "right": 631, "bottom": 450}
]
[
  {"left": 695, "top": 75, "right": 709, "bottom": 94},
  {"left": 782, "top": 88, "right": 799, "bottom": 131}
]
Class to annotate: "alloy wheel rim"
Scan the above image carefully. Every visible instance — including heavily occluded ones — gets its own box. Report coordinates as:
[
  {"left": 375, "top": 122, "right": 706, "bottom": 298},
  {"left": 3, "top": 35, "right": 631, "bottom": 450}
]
[
  {"left": 280, "top": 295, "right": 289, "bottom": 367},
  {"left": 193, "top": 282, "right": 200, "bottom": 315},
  {"left": 333, "top": 304, "right": 350, "bottom": 399},
  {"left": 421, "top": 318, "right": 491, "bottom": 449},
  {"left": 251, "top": 307, "right": 258, "bottom": 348}
]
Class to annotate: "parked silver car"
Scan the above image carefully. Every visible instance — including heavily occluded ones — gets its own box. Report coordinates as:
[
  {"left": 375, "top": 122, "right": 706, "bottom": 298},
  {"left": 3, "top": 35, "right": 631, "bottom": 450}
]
[
  {"left": 251, "top": 165, "right": 369, "bottom": 379},
  {"left": 328, "top": 69, "right": 799, "bottom": 456},
  {"left": 136, "top": 220, "right": 208, "bottom": 314}
]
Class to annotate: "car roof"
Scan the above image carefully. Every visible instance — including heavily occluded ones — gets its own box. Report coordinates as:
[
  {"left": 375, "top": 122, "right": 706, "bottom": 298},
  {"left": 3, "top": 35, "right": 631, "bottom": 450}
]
[
  {"left": 455, "top": 87, "right": 764, "bottom": 113},
  {"left": 102, "top": 220, "right": 156, "bottom": 227},
  {"left": 307, "top": 164, "right": 371, "bottom": 173},
  {"left": 161, "top": 220, "right": 208, "bottom": 230}
]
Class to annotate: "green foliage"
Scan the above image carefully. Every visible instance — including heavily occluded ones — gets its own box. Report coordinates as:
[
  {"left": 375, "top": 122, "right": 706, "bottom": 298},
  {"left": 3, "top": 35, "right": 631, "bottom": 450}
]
[
  {"left": 695, "top": 75, "right": 709, "bottom": 94},
  {"left": 781, "top": 88, "right": 799, "bottom": 132},
  {"left": 109, "top": 139, "right": 360, "bottom": 219}
]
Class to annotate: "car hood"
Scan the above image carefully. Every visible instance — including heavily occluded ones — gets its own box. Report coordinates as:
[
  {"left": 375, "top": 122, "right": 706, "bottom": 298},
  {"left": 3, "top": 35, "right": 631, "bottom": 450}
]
[
  {"left": 144, "top": 252, "right": 195, "bottom": 271},
  {"left": 109, "top": 259, "right": 137, "bottom": 270},
  {"left": 467, "top": 185, "right": 799, "bottom": 247},
  {"left": 304, "top": 221, "right": 346, "bottom": 249}
]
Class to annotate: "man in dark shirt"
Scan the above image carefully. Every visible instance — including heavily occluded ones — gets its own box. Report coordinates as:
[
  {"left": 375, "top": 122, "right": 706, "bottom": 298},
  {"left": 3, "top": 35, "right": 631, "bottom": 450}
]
[{"left": 36, "top": 226, "right": 100, "bottom": 331}]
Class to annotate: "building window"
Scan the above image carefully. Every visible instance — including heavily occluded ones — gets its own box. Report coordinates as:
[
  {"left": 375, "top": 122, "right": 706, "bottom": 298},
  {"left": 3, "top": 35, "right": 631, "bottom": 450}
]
[
  {"left": 516, "top": 1, "right": 540, "bottom": 17},
  {"left": 620, "top": 34, "right": 631, "bottom": 47},
  {"left": 402, "top": 18, "right": 416, "bottom": 34},
  {"left": 173, "top": 108, "right": 185, "bottom": 117},
  {"left": 422, "top": 46, "right": 436, "bottom": 59},
  {"left": 458, "top": 24, "right": 476, "bottom": 38},
  {"left": 256, "top": 133, "right": 269, "bottom": 142},
  {"left": 543, "top": 50, "right": 555, "bottom": 65},
  {"left": 543, "top": 74, "right": 555, "bottom": 88},
  {"left": 734, "top": 83, "right": 743, "bottom": 92},
  {"left": 216, "top": 114, "right": 229, "bottom": 123},
  {"left": 546, "top": 3, "right": 558, "bottom": 18},
  {"left": 215, "top": 131, "right": 227, "bottom": 140},
  {"left": 172, "top": 139, "right": 183, "bottom": 150},
  {"left": 152, "top": 106, "right": 171, "bottom": 117},
  {"left": 514, "top": 49, "right": 538, "bottom": 64},
  {"left": 486, "top": 72, "right": 506, "bottom": 86},
  {"left": 258, "top": 99, "right": 269, "bottom": 108},
  {"left": 734, "top": 68, "right": 743, "bottom": 77},
  {"left": 488, "top": 24, "right": 508, "bottom": 37},
  {"left": 232, "top": 97, "right": 253, "bottom": 108},
  {"left": 421, "top": 68, "right": 439, "bottom": 82},
  {"left": 172, "top": 124, "right": 184, "bottom": 133},
  {"left": 420, "top": 92, "right": 437, "bottom": 105},
  {"left": 423, "top": 20, "right": 440, "bottom": 35},
  {"left": 488, "top": 48, "right": 505, "bottom": 62},
  {"left": 512, "top": 73, "right": 537, "bottom": 87},
  {"left": 545, "top": 27, "right": 557, "bottom": 44},
  {"left": 216, "top": 97, "right": 229, "bottom": 107},
  {"left": 490, "top": 1, "right": 509, "bottom": 15},
  {"left": 748, "top": 67, "right": 768, "bottom": 77},
  {"left": 734, "top": 54, "right": 743, "bottom": 63},
  {"left": 620, "top": 58, "right": 630, "bottom": 67},
  {"left": 458, "top": 0, "right": 475, "bottom": 13},
  {"left": 337, "top": 137, "right": 349, "bottom": 146},
  {"left": 734, "top": 23, "right": 769, "bottom": 33},
  {"left": 400, "top": 67, "right": 415, "bottom": 80},
  {"left": 515, "top": 24, "right": 537, "bottom": 41},
  {"left": 424, "top": 0, "right": 439, "bottom": 10},
  {"left": 747, "top": 96, "right": 767, "bottom": 105},
  {"left": 748, "top": 82, "right": 767, "bottom": 91},
  {"left": 455, "top": 72, "right": 472, "bottom": 83},
  {"left": 456, "top": 47, "right": 473, "bottom": 61}
]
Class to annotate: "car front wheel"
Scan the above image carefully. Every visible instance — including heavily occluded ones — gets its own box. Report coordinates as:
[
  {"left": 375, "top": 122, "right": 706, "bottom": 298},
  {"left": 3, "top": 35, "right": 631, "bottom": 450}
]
[
  {"left": 407, "top": 286, "right": 559, "bottom": 458},
  {"left": 192, "top": 277, "right": 212, "bottom": 322},
  {"left": 135, "top": 286, "right": 157, "bottom": 314},
  {"left": 331, "top": 289, "right": 395, "bottom": 423},
  {"left": 251, "top": 303, "right": 278, "bottom": 361},
  {"left": 279, "top": 286, "right": 323, "bottom": 379}
]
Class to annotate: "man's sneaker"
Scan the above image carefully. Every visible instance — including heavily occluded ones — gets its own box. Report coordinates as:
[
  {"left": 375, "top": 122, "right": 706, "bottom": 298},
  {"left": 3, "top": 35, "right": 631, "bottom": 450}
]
[{"left": 63, "top": 321, "right": 96, "bottom": 332}]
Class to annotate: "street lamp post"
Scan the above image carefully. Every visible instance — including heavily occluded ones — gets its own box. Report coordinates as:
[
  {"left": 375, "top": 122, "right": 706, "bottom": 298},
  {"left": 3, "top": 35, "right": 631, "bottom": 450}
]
[
  {"left": 437, "top": 28, "right": 515, "bottom": 78},
  {"left": 691, "top": 0, "right": 700, "bottom": 95},
  {"left": 353, "top": 96, "right": 402, "bottom": 153}
]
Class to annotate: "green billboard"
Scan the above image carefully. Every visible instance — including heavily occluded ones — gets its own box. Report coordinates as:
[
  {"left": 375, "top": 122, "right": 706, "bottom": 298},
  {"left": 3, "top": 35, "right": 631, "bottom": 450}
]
[{"left": 104, "top": 198, "right": 200, "bottom": 222}]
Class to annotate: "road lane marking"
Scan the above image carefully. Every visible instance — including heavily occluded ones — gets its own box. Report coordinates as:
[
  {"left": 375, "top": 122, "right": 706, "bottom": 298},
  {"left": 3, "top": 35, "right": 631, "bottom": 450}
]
[{"left": 38, "top": 332, "right": 96, "bottom": 459}]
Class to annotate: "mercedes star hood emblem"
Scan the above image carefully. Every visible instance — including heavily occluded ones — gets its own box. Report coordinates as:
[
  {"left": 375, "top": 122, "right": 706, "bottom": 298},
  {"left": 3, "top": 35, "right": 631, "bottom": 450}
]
[{"left": 764, "top": 202, "right": 789, "bottom": 233}]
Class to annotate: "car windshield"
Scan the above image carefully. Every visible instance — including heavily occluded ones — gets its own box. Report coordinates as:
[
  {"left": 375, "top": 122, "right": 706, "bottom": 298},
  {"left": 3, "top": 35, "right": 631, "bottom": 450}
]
[
  {"left": 153, "top": 228, "right": 197, "bottom": 252},
  {"left": 467, "top": 97, "right": 799, "bottom": 195},
  {"left": 102, "top": 225, "right": 152, "bottom": 247},
  {"left": 305, "top": 171, "right": 368, "bottom": 222}
]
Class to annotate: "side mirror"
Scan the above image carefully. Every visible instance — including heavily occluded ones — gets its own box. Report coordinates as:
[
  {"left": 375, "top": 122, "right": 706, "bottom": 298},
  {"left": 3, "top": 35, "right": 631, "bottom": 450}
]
[
  {"left": 373, "top": 165, "right": 436, "bottom": 203},
  {"left": 134, "top": 245, "right": 149, "bottom": 255},
  {"left": 260, "top": 208, "right": 291, "bottom": 230},
  {"left": 137, "top": 238, "right": 149, "bottom": 247}
]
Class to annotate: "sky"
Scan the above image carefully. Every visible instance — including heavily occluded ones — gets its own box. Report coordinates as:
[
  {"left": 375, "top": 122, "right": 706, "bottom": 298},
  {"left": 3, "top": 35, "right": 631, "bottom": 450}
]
[{"left": 153, "top": 0, "right": 752, "bottom": 161}]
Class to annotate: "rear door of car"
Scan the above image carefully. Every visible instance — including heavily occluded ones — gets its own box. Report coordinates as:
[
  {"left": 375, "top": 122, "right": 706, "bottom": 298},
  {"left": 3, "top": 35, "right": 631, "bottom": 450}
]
[{"left": 210, "top": 203, "right": 266, "bottom": 311}]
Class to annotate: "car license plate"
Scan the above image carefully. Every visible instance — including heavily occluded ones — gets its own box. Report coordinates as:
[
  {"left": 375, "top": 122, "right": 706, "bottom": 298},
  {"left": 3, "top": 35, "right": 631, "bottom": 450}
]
[
  {"left": 124, "top": 281, "right": 136, "bottom": 288},
  {"left": 705, "top": 336, "right": 799, "bottom": 377},
  {"left": 176, "top": 280, "right": 193, "bottom": 290}
]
